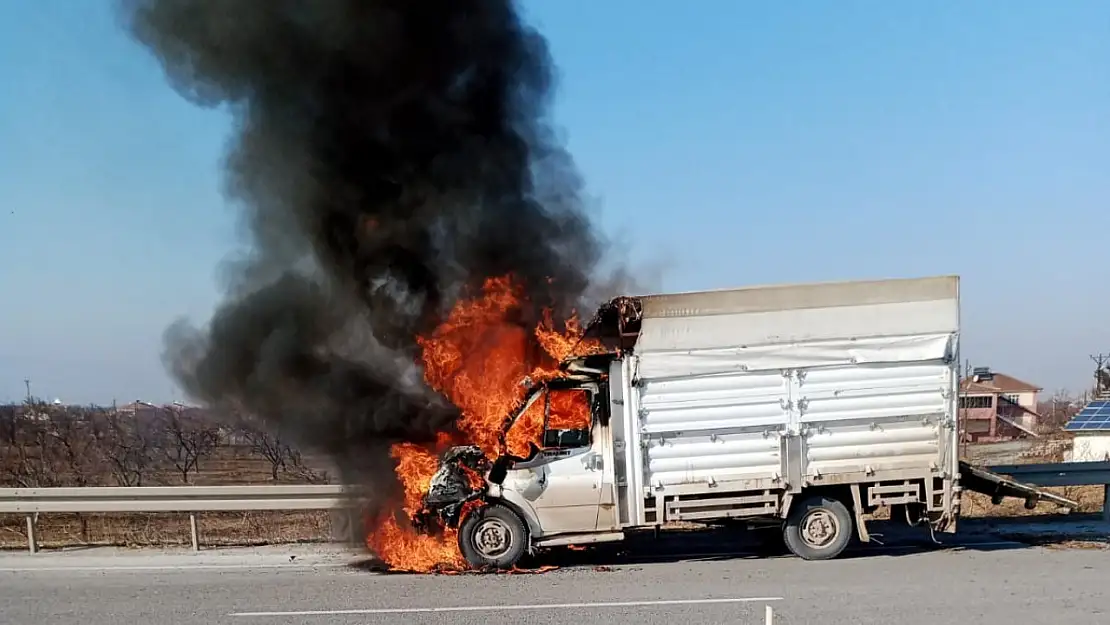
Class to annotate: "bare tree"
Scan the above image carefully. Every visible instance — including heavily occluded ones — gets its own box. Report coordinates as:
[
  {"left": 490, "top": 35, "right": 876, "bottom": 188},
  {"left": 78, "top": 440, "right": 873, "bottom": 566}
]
[
  {"left": 45, "top": 405, "right": 111, "bottom": 539},
  {"left": 43, "top": 405, "right": 106, "bottom": 487},
  {"left": 1037, "top": 389, "right": 1082, "bottom": 432},
  {"left": 0, "top": 404, "right": 21, "bottom": 484},
  {"left": 284, "top": 447, "right": 332, "bottom": 484},
  {"left": 0, "top": 404, "right": 17, "bottom": 447},
  {"left": 237, "top": 423, "right": 296, "bottom": 481},
  {"left": 159, "top": 407, "right": 220, "bottom": 483},
  {"left": 220, "top": 405, "right": 326, "bottom": 483},
  {"left": 100, "top": 408, "right": 163, "bottom": 486},
  {"left": 0, "top": 401, "right": 63, "bottom": 488}
]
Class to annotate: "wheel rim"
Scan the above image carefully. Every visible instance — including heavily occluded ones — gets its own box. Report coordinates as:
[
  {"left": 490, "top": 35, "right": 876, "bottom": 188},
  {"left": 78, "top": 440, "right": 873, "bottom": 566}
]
[
  {"left": 799, "top": 508, "right": 840, "bottom": 549},
  {"left": 473, "top": 518, "right": 513, "bottom": 558}
]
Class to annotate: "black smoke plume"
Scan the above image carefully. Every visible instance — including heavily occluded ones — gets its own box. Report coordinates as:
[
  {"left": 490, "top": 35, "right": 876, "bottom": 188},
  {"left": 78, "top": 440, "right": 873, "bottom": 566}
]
[{"left": 119, "top": 0, "right": 612, "bottom": 501}]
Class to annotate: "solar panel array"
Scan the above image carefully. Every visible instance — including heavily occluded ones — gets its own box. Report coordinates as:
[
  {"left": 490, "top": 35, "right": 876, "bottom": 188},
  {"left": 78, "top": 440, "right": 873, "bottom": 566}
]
[{"left": 1063, "top": 399, "right": 1110, "bottom": 432}]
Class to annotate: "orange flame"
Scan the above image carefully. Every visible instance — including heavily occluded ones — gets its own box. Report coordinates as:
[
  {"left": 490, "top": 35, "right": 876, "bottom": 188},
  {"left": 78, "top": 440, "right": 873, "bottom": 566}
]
[{"left": 365, "top": 276, "right": 602, "bottom": 572}]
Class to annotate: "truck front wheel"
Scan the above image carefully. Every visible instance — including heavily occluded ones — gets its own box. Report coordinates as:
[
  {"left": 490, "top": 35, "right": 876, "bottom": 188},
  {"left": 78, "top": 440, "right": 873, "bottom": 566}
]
[
  {"left": 458, "top": 504, "right": 528, "bottom": 570},
  {"left": 782, "top": 495, "right": 853, "bottom": 561}
]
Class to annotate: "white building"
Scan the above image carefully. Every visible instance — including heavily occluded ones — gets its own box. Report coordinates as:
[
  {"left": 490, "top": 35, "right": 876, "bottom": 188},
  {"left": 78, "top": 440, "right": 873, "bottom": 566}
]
[{"left": 1064, "top": 398, "right": 1110, "bottom": 461}]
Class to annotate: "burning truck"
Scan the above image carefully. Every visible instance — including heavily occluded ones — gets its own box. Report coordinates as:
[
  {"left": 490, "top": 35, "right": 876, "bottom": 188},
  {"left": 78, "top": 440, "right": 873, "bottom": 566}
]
[
  {"left": 119, "top": 0, "right": 1073, "bottom": 575},
  {"left": 395, "top": 274, "right": 1073, "bottom": 570}
]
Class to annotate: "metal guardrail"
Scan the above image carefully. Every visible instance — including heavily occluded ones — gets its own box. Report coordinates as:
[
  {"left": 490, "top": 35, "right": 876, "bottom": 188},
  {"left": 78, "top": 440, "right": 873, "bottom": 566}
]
[
  {"left": 984, "top": 461, "right": 1110, "bottom": 522},
  {"left": 0, "top": 485, "right": 351, "bottom": 513},
  {"left": 984, "top": 461, "right": 1110, "bottom": 488},
  {"left": 0, "top": 485, "right": 356, "bottom": 554},
  {"left": 3, "top": 462, "right": 1108, "bottom": 555}
]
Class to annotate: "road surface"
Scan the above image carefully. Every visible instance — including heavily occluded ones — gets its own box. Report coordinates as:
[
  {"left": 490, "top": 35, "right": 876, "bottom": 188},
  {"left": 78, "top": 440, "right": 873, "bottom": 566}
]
[{"left": 2, "top": 529, "right": 1108, "bottom": 625}]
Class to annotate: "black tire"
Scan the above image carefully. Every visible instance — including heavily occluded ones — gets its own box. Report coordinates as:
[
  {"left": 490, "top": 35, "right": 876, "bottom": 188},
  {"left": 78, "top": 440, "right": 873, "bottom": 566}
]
[
  {"left": 782, "top": 495, "right": 853, "bottom": 561},
  {"left": 458, "top": 504, "right": 528, "bottom": 569}
]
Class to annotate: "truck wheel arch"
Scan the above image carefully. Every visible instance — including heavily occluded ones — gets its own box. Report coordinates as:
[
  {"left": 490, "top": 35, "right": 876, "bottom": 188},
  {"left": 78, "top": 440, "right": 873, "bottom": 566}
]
[
  {"left": 458, "top": 503, "right": 529, "bottom": 570},
  {"left": 483, "top": 492, "right": 543, "bottom": 546}
]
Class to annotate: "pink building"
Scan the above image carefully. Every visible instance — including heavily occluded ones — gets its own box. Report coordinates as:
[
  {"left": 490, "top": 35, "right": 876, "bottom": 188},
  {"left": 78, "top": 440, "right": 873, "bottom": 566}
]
[{"left": 958, "top": 367, "right": 1042, "bottom": 442}]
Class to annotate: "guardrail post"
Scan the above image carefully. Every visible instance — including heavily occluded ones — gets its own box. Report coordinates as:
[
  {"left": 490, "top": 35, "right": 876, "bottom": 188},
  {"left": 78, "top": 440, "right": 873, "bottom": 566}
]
[
  {"left": 26, "top": 514, "right": 38, "bottom": 554},
  {"left": 189, "top": 514, "right": 200, "bottom": 552},
  {"left": 765, "top": 605, "right": 773, "bottom": 624},
  {"left": 1104, "top": 484, "right": 1110, "bottom": 523}
]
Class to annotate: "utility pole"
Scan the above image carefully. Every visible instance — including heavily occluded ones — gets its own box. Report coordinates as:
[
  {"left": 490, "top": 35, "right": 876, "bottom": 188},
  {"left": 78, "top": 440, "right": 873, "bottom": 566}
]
[
  {"left": 1090, "top": 354, "right": 1108, "bottom": 396},
  {"left": 23, "top": 378, "right": 30, "bottom": 403},
  {"left": 959, "top": 360, "right": 971, "bottom": 459}
]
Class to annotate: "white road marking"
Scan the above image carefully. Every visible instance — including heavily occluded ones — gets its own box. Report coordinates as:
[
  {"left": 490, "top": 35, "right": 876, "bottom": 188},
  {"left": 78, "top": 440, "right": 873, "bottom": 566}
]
[{"left": 231, "top": 597, "right": 784, "bottom": 617}]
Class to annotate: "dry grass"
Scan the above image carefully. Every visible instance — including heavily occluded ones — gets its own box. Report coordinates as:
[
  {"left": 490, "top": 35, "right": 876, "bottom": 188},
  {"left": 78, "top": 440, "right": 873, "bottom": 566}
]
[
  {"left": 0, "top": 446, "right": 344, "bottom": 551},
  {"left": 961, "top": 436, "right": 1106, "bottom": 518},
  {"left": 156, "top": 447, "right": 337, "bottom": 486},
  {"left": 962, "top": 484, "right": 1106, "bottom": 518}
]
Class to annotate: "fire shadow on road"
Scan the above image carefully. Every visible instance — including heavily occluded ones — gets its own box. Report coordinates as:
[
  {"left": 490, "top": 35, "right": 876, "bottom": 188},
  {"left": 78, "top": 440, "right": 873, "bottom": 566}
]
[{"left": 350, "top": 516, "right": 1100, "bottom": 575}]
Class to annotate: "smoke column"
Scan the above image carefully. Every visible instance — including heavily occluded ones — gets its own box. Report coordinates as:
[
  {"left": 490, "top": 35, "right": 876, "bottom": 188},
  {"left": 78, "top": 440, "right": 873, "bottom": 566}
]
[{"left": 119, "top": 0, "right": 610, "bottom": 499}]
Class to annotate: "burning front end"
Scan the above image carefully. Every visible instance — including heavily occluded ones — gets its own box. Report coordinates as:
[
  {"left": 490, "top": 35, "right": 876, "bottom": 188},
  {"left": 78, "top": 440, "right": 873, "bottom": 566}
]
[
  {"left": 407, "top": 353, "right": 616, "bottom": 565},
  {"left": 411, "top": 445, "right": 491, "bottom": 534}
]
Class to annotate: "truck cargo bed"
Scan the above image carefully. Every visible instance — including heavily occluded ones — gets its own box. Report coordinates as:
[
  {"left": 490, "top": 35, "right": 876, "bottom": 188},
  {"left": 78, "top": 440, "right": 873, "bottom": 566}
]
[{"left": 606, "top": 276, "right": 962, "bottom": 527}]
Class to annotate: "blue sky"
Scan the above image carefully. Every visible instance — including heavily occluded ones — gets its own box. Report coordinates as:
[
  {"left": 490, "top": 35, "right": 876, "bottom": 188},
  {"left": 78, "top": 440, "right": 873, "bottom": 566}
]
[{"left": 1, "top": 1, "right": 1107, "bottom": 404}]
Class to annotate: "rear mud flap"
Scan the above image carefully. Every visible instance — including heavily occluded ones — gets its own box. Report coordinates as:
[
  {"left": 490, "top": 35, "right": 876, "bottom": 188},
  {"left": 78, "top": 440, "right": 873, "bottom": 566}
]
[{"left": 959, "top": 461, "right": 1078, "bottom": 509}]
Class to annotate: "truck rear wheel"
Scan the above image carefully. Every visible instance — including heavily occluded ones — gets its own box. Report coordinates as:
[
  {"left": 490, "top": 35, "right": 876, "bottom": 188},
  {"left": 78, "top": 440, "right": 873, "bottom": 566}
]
[
  {"left": 458, "top": 504, "right": 528, "bottom": 570},
  {"left": 783, "top": 495, "right": 852, "bottom": 561}
]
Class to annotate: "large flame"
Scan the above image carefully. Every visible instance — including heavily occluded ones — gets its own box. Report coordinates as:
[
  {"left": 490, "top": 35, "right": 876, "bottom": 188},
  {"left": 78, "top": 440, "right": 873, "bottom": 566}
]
[{"left": 365, "top": 276, "right": 601, "bottom": 572}]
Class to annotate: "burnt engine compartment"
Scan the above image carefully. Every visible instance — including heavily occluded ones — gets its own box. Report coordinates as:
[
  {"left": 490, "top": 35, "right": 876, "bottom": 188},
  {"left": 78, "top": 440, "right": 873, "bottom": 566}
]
[
  {"left": 411, "top": 442, "right": 540, "bottom": 534},
  {"left": 411, "top": 445, "right": 491, "bottom": 534}
]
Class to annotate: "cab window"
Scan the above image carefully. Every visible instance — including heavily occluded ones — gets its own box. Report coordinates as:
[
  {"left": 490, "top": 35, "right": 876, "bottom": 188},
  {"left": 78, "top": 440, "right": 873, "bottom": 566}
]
[{"left": 541, "top": 389, "right": 592, "bottom": 450}]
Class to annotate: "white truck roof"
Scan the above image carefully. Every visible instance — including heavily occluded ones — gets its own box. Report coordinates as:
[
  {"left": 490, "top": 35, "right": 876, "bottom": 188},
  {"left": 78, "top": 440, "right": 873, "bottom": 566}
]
[{"left": 632, "top": 275, "right": 959, "bottom": 378}]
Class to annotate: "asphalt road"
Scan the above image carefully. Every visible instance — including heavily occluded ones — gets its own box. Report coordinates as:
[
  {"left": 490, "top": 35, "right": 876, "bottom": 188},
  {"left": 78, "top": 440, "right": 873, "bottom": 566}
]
[{"left": 1, "top": 528, "right": 1108, "bottom": 625}]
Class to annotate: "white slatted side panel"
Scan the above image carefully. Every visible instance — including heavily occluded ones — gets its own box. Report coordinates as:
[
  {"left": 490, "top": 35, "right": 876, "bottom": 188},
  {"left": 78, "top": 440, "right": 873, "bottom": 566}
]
[
  {"left": 638, "top": 370, "right": 788, "bottom": 487},
  {"left": 800, "top": 363, "right": 948, "bottom": 476}
]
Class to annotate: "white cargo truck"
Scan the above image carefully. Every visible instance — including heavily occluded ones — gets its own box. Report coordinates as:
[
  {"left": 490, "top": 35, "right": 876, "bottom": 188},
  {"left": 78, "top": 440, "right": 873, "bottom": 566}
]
[{"left": 416, "top": 274, "right": 1070, "bottom": 568}]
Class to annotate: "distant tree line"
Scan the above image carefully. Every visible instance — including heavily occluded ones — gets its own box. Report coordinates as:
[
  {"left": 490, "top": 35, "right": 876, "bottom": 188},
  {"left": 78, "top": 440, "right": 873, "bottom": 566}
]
[
  {"left": 1, "top": 385, "right": 1087, "bottom": 491},
  {"left": 1036, "top": 390, "right": 1086, "bottom": 433},
  {"left": 0, "top": 400, "right": 330, "bottom": 488}
]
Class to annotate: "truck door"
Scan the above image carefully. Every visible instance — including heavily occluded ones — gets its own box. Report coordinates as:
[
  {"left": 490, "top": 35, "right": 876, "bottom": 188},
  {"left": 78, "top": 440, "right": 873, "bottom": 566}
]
[{"left": 523, "top": 388, "right": 604, "bottom": 534}]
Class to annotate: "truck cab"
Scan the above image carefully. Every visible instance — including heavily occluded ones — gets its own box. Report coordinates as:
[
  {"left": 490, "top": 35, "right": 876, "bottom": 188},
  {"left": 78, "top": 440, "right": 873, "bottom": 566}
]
[
  {"left": 497, "top": 385, "right": 606, "bottom": 535},
  {"left": 415, "top": 359, "right": 624, "bottom": 568}
]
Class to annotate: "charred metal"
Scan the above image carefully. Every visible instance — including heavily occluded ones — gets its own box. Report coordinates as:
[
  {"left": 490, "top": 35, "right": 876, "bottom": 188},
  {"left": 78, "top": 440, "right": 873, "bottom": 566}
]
[
  {"left": 412, "top": 445, "right": 490, "bottom": 533},
  {"left": 582, "top": 295, "right": 644, "bottom": 351}
]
